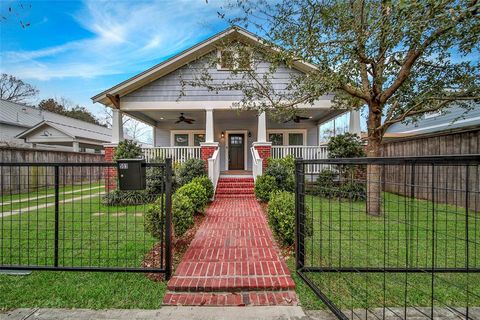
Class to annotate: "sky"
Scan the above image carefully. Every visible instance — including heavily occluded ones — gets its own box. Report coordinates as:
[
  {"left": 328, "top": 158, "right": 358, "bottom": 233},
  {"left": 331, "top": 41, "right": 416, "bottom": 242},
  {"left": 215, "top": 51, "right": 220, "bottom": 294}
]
[{"left": 0, "top": 0, "right": 232, "bottom": 141}]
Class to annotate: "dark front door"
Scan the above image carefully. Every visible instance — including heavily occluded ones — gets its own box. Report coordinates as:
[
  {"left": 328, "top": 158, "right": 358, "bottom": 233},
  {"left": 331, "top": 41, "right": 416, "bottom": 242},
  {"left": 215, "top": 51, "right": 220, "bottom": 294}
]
[{"left": 228, "top": 134, "right": 245, "bottom": 170}]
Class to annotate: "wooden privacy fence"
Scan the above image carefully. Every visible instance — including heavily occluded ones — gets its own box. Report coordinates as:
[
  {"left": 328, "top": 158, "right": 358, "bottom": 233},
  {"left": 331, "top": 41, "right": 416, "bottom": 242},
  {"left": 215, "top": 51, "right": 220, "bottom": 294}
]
[
  {"left": 381, "top": 129, "right": 480, "bottom": 210},
  {"left": 0, "top": 147, "right": 104, "bottom": 194}
]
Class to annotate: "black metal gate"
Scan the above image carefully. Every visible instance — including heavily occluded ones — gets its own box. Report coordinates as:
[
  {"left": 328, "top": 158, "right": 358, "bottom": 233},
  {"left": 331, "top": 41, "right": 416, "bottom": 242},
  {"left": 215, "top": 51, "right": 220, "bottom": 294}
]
[
  {"left": 0, "top": 160, "right": 172, "bottom": 279},
  {"left": 295, "top": 155, "right": 480, "bottom": 320}
]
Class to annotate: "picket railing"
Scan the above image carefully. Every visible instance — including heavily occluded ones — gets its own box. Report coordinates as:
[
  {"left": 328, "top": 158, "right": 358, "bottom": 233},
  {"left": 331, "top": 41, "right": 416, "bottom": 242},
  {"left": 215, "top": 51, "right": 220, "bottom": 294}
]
[
  {"left": 272, "top": 146, "right": 328, "bottom": 173},
  {"left": 142, "top": 147, "right": 201, "bottom": 163}
]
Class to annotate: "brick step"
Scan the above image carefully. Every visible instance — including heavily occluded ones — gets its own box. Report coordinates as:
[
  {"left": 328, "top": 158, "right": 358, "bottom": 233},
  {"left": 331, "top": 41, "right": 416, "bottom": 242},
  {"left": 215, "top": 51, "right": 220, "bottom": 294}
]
[
  {"left": 216, "top": 182, "right": 254, "bottom": 188},
  {"left": 218, "top": 178, "right": 254, "bottom": 183},
  {"left": 215, "top": 188, "right": 254, "bottom": 194},
  {"left": 163, "top": 290, "right": 298, "bottom": 306},
  {"left": 167, "top": 275, "right": 295, "bottom": 292},
  {"left": 215, "top": 194, "right": 255, "bottom": 198}
]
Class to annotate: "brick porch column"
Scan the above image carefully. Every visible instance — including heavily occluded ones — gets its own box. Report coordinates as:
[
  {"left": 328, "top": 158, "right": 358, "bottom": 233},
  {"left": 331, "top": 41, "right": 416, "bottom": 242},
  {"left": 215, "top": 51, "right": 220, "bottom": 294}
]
[
  {"left": 252, "top": 142, "right": 272, "bottom": 171},
  {"left": 103, "top": 143, "right": 118, "bottom": 191},
  {"left": 200, "top": 142, "right": 219, "bottom": 169}
]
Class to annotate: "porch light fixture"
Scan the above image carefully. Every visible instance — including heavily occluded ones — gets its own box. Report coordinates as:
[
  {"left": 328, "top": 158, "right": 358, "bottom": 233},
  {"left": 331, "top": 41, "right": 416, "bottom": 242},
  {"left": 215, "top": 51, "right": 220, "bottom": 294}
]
[
  {"left": 248, "top": 131, "right": 252, "bottom": 138},
  {"left": 221, "top": 131, "right": 225, "bottom": 138}
]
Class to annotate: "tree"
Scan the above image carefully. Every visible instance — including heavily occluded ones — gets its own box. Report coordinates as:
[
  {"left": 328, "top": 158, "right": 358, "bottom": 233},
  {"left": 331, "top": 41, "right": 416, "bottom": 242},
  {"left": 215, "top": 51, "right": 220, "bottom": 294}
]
[
  {"left": 0, "top": 74, "right": 38, "bottom": 103},
  {"left": 189, "top": 0, "right": 480, "bottom": 215},
  {"left": 38, "top": 98, "right": 103, "bottom": 126}
]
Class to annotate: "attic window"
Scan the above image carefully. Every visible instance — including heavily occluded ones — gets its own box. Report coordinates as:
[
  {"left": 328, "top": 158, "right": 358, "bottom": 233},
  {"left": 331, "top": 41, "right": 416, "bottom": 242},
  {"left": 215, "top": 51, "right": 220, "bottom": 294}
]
[{"left": 217, "top": 49, "right": 252, "bottom": 71}]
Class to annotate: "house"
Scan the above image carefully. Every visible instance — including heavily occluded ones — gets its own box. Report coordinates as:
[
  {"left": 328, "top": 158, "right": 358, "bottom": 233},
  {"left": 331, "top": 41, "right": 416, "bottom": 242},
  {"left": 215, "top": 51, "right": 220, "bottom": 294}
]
[
  {"left": 0, "top": 99, "right": 131, "bottom": 153},
  {"left": 92, "top": 26, "right": 361, "bottom": 182},
  {"left": 382, "top": 103, "right": 480, "bottom": 156}
]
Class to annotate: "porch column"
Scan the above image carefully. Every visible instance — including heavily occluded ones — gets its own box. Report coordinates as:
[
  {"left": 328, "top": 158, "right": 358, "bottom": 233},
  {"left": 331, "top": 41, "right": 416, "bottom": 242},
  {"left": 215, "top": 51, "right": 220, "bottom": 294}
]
[
  {"left": 349, "top": 109, "right": 361, "bottom": 136},
  {"left": 111, "top": 108, "right": 124, "bottom": 144},
  {"left": 205, "top": 108, "right": 214, "bottom": 143},
  {"left": 257, "top": 111, "right": 267, "bottom": 143},
  {"left": 200, "top": 108, "right": 218, "bottom": 169},
  {"left": 253, "top": 111, "right": 271, "bottom": 171}
]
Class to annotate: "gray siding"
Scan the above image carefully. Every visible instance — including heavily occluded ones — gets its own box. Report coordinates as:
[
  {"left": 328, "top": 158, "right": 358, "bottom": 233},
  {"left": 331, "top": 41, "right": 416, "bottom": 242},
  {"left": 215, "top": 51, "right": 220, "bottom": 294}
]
[
  {"left": 123, "top": 52, "right": 304, "bottom": 102},
  {"left": 0, "top": 123, "right": 27, "bottom": 144}
]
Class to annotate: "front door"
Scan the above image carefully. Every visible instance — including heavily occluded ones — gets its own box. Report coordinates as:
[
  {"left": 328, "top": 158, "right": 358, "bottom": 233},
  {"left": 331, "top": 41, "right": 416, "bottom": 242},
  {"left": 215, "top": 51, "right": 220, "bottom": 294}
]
[{"left": 228, "top": 134, "right": 245, "bottom": 170}]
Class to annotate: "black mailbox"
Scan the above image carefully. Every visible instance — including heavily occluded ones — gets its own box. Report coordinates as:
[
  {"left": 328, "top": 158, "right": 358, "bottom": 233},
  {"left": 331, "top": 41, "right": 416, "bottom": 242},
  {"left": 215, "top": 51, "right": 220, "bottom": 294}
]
[{"left": 117, "top": 159, "right": 146, "bottom": 190}]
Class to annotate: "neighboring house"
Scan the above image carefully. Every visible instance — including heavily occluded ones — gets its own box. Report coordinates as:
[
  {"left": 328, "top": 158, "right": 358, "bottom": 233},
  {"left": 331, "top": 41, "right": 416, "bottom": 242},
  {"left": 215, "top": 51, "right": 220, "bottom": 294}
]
[
  {"left": 0, "top": 99, "right": 134, "bottom": 153},
  {"left": 92, "top": 26, "right": 361, "bottom": 181},
  {"left": 382, "top": 103, "right": 480, "bottom": 156}
]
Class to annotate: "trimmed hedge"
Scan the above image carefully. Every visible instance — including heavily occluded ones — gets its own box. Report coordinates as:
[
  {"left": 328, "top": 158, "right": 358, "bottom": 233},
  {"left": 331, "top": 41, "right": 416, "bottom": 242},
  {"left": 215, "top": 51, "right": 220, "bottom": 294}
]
[
  {"left": 254, "top": 175, "right": 277, "bottom": 202},
  {"left": 265, "top": 155, "right": 295, "bottom": 192},
  {"left": 176, "top": 182, "right": 208, "bottom": 213},
  {"left": 191, "top": 176, "right": 214, "bottom": 200},
  {"left": 172, "top": 192, "right": 195, "bottom": 237},
  {"left": 176, "top": 158, "right": 206, "bottom": 187},
  {"left": 267, "top": 190, "right": 312, "bottom": 246},
  {"left": 144, "top": 195, "right": 165, "bottom": 240}
]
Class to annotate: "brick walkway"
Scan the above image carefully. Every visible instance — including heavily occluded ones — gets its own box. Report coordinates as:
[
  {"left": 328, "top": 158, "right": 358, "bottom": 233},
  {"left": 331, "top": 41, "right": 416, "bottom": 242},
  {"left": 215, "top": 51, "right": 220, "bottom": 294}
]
[{"left": 163, "top": 177, "right": 297, "bottom": 306}]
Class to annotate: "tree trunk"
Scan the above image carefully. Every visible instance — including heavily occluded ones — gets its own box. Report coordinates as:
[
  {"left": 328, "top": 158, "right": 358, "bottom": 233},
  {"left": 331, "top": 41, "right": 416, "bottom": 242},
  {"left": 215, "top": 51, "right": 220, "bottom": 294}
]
[{"left": 366, "top": 104, "right": 383, "bottom": 216}]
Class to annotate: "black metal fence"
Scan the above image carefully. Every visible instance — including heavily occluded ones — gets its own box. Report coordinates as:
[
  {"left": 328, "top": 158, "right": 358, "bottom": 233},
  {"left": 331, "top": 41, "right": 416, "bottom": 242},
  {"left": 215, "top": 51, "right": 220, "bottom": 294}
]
[
  {"left": 295, "top": 155, "right": 480, "bottom": 320},
  {"left": 0, "top": 160, "right": 172, "bottom": 278}
]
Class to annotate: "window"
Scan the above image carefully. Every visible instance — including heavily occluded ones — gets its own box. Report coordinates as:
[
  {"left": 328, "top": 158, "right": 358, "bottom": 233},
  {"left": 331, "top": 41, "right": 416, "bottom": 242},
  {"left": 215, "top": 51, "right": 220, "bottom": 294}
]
[
  {"left": 268, "top": 130, "right": 306, "bottom": 146},
  {"left": 193, "top": 133, "right": 205, "bottom": 146},
  {"left": 318, "top": 112, "right": 351, "bottom": 144},
  {"left": 171, "top": 130, "right": 205, "bottom": 146},
  {"left": 269, "top": 133, "right": 284, "bottom": 146},
  {"left": 174, "top": 134, "right": 189, "bottom": 146},
  {"left": 217, "top": 48, "right": 252, "bottom": 71},
  {"left": 288, "top": 133, "right": 304, "bottom": 146}
]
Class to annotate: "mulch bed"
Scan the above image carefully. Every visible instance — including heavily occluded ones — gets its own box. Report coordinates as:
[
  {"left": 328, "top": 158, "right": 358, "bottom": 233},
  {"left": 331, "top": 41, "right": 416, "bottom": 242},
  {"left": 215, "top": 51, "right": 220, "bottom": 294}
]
[{"left": 142, "top": 210, "right": 206, "bottom": 282}]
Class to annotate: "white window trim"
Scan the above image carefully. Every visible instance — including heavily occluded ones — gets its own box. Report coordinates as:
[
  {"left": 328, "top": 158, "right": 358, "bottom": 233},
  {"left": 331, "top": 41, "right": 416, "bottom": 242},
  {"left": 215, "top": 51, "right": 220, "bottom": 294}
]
[
  {"left": 170, "top": 130, "right": 205, "bottom": 147},
  {"left": 216, "top": 49, "right": 254, "bottom": 71},
  {"left": 224, "top": 130, "right": 248, "bottom": 171},
  {"left": 267, "top": 129, "right": 307, "bottom": 146}
]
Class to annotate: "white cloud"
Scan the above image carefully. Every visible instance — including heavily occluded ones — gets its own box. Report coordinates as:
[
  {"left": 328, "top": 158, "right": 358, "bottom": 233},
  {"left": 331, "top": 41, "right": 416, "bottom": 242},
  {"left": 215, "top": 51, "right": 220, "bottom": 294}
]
[{"left": 1, "top": 0, "right": 230, "bottom": 80}]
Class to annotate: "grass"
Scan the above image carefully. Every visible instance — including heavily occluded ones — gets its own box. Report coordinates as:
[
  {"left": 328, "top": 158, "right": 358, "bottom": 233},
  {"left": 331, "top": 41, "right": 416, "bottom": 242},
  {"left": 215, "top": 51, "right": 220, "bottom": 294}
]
[
  {"left": 0, "top": 194, "right": 167, "bottom": 310},
  {"left": 289, "top": 192, "right": 479, "bottom": 310}
]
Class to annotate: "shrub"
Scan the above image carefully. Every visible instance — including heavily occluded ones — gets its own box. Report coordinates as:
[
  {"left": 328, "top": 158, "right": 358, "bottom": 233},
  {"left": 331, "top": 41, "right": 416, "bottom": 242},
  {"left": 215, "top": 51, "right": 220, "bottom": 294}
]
[
  {"left": 102, "top": 189, "right": 156, "bottom": 206},
  {"left": 114, "top": 140, "right": 143, "bottom": 160},
  {"left": 146, "top": 157, "right": 165, "bottom": 195},
  {"left": 176, "top": 158, "right": 206, "bottom": 187},
  {"left": 254, "top": 175, "right": 277, "bottom": 202},
  {"left": 315, "top": 169, "right": 338, "bottom": 198},
  {"left": 338, "top": 181, "right": 366, "bottom": 201},
  {"left": 144, "top": 195, "right": 165, "bottom": 240},
  {"left": 172, "top": 192, "right": 195, "bottom": 237},
  {"left": 267, "top": 190, "right": 312, "bottom": 246},
  {"left": 327, "top": 133, "right": 365, "bottom": 159},
  {"left": 265, "top": 155, "right": 295, "bottom": 192},
  {"left": 191, "top": 176, "right": 214, "bottom": 200},
  {"left": 176, "top": 182, "right": 208, "bottom": 213}
]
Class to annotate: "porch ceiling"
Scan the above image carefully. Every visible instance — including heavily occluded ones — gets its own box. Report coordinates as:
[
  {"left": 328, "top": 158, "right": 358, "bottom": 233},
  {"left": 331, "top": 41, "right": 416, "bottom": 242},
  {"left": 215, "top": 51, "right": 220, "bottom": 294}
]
[{"left": 128, "top": 108, "right": 343, "bottom": 126}]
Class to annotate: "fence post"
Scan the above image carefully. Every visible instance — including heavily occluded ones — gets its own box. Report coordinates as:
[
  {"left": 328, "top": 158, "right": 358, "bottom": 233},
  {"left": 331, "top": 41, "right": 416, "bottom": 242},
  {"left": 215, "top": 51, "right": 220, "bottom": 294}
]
[
  {"left": 295, "top": 158, "right": 305, "bottom": 270},
  {"left": 54, "top": 165, "right": 59, "bottom": 267},
  {"left": 164, "top": 158, "right": 173, "bottom": 280}
]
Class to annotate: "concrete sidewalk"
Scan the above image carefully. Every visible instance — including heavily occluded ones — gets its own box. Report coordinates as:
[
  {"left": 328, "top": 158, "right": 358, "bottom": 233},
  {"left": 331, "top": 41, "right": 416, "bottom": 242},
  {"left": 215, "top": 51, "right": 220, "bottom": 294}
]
[{"left": 0, "top": 306, "right": 308, "bottom": 320}]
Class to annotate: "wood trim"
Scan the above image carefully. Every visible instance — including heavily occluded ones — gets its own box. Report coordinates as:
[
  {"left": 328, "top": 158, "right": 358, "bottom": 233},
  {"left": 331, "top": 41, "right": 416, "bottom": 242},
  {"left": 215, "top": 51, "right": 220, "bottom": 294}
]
[
  {"left": 106, "top": 94, "right": 120, "bottom": 109},
  {"left": 170, "top": 130, "right": 205, "bottom": 146},
  {"left": 224, "top": 130, "right": 248, "bottom": 171}
]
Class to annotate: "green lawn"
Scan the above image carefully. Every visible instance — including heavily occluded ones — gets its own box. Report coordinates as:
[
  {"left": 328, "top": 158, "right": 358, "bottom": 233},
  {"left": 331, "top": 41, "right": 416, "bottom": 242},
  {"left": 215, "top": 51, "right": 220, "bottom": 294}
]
[
  {"left": 0, "top": 195, "right": 167, "bottom": 310},
  {"left": 293, "top": 192, "right": 480, "bottom": 310}
]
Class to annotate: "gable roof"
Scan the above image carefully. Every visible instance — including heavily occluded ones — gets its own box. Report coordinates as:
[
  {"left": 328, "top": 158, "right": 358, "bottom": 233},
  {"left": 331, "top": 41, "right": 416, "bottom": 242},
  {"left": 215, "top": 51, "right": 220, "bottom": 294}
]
[
  {"left": 91, "top": 26, "right": 317, "bottom": 106},
  {"left": 15, "top": 120, "right": 114, "bottom": 143},
  {"left": 386, "top": 103, "right": 480, "bottom": 137}
]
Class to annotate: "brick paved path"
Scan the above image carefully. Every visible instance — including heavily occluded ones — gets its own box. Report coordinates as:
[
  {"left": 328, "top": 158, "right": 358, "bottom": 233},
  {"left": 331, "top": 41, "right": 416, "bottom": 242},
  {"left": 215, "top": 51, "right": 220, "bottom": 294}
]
[{"left": 163, "top": 177, "right": 297, "bottom": 306}]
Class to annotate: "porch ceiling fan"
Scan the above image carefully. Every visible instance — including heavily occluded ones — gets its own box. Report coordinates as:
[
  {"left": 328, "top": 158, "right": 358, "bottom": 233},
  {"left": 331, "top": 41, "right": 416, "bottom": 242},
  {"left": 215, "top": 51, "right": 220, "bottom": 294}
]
[
  {"left": 283, "top": 115, "right": 311, "bottom": 123},
  {"left": 175, "top": 113, "right": 195, "bottom": 124}
]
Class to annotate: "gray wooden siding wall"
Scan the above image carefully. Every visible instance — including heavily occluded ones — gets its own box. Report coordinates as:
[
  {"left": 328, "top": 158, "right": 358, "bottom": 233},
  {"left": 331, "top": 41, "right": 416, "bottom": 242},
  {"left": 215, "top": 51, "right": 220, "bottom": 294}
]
[
  {"left": 380, "top": 129, "right": 480, "bottom": 211},
  {"left": 1, "top": 147, "right": 104, "bottom": 194},
  {"left": 123, "top": 52, "right": 303, "bottom": 102}
]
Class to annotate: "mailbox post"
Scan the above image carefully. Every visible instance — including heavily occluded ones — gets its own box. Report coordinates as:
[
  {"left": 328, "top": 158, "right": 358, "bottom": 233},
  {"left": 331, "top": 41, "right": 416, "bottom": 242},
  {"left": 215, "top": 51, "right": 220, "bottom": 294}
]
[{"left": 117, "top": 159, "right": 146, "bottom": 190}]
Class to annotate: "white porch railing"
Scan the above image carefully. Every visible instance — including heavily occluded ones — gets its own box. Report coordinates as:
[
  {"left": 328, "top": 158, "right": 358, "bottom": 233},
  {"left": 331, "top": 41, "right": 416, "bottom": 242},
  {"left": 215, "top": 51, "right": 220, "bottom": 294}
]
[
  {"left": 208, "top": 149, "right": 220, "bottom": 195},
  {"left": 142, "top": 147, "right": 201, "bottom": 163},
  {"left": 271, "top": 146, "right": 328, "bottom": 160},
  {"left": 272, "top": 146, "right": 329, "bottom": 173},
  {"left": 251, "top": 147, "right": 263, "bottom": 182}
]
